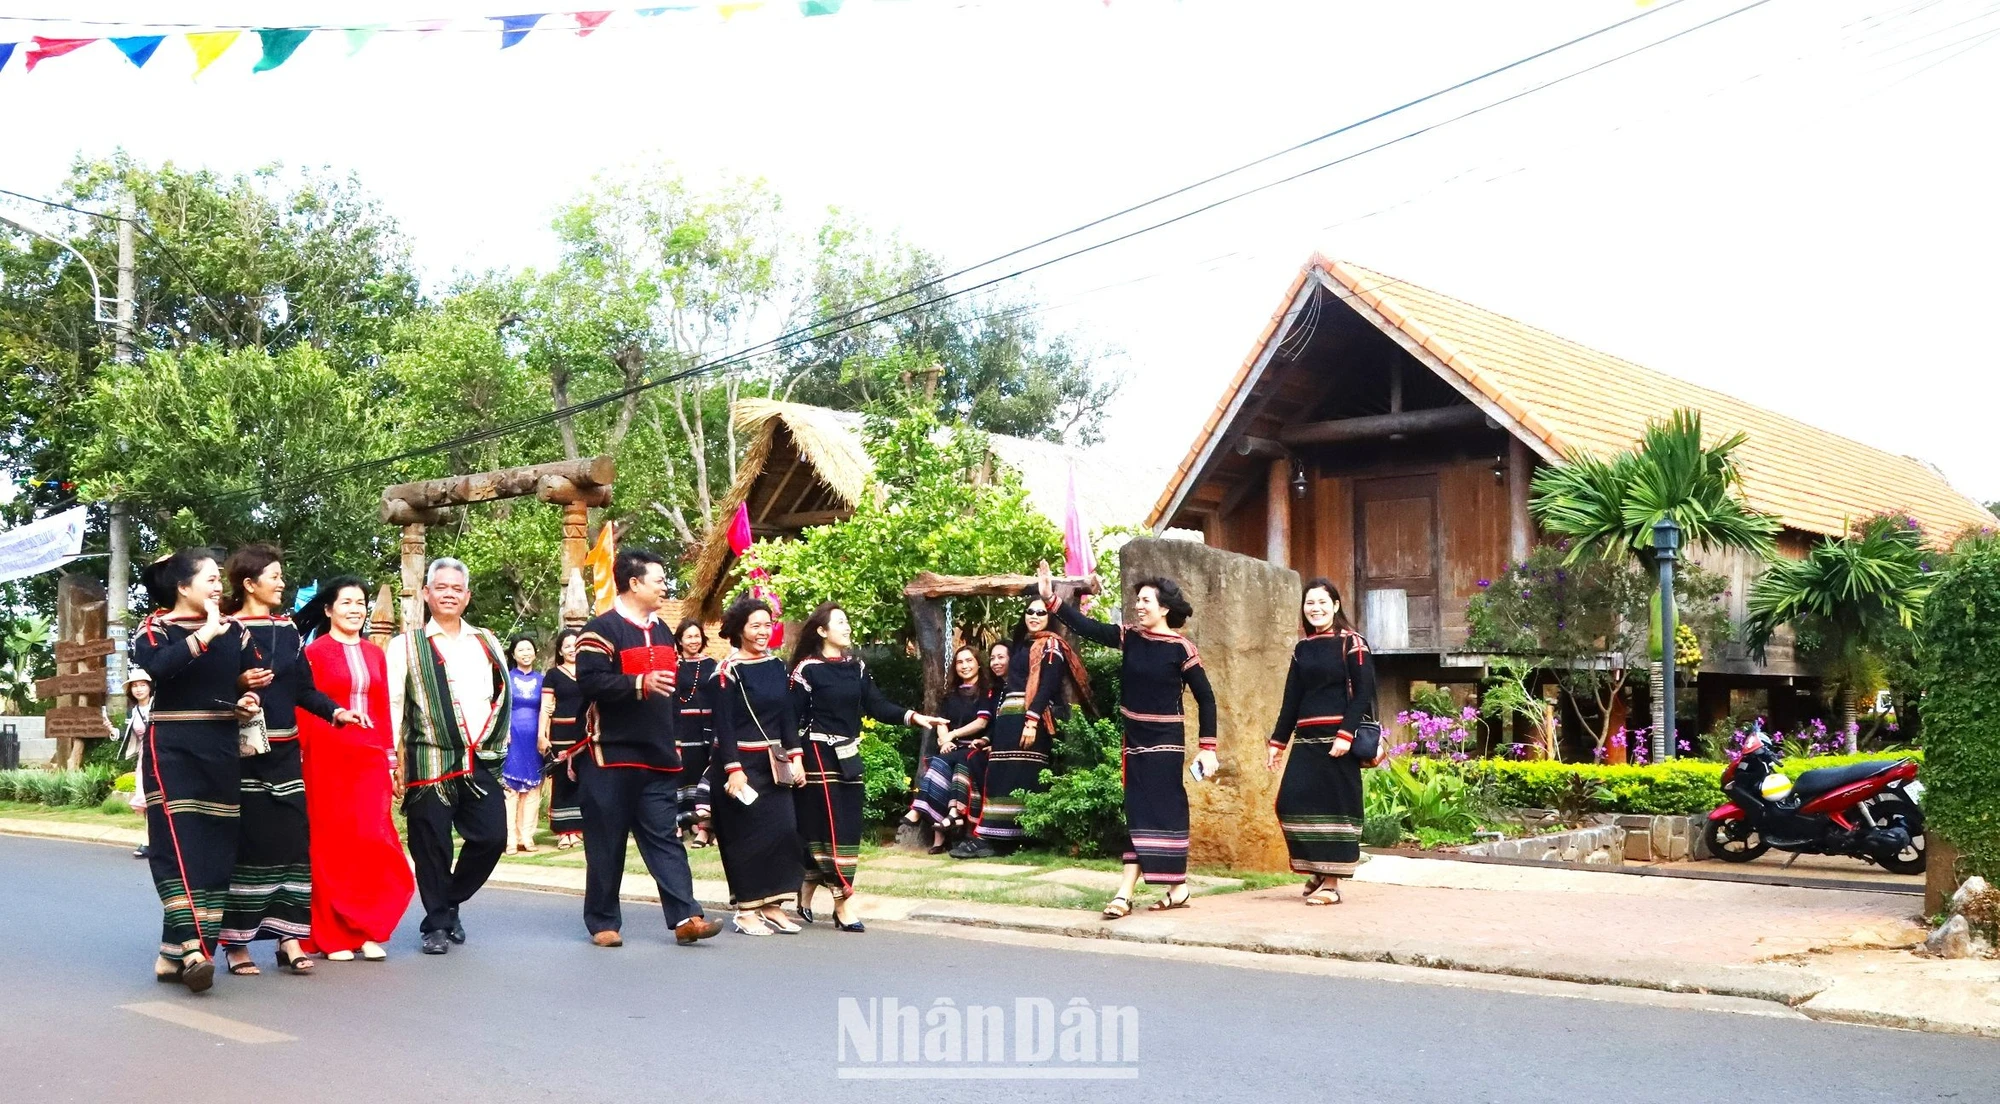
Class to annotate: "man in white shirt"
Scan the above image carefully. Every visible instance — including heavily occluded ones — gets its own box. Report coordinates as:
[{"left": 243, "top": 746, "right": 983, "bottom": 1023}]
[{"left": 386, "top": 558, "right": 511, "bottom": 956}]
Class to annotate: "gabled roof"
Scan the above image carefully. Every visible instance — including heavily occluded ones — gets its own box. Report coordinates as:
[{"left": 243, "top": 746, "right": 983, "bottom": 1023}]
[
  {"left": 1150, "top": 255, "right": 1996, "bottom": 541},
  {"left": 687, "top": 398, "right": 1167, "bottom": 609}
]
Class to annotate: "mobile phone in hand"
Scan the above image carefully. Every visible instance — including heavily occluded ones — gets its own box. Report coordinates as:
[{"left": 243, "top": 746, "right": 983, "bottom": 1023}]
[
  {"left": 735, "top": 785, "right": 759, "bottom": 806},
  {"left": 1188, "top": 759, "right": 1207, "bottom": 783}
]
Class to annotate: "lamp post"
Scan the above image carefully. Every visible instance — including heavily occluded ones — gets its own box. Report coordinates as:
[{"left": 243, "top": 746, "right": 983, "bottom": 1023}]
[{"left": 1652, "top": 515, "right": 1682, "bottom": 763}]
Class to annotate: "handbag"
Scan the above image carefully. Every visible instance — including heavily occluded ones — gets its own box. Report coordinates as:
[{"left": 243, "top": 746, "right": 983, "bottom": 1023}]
[
  {"left": 237, "top": 706, "right": 271, "bottom": 758},
  {"left": 1342, "top": 634, "right": 1384, "bottom": 767},
  {"left": 739, "top": 675, "right": 801, "bottom": 786},
  {"left": 831, "top": 738, "right": 865, "bottom": 783}
]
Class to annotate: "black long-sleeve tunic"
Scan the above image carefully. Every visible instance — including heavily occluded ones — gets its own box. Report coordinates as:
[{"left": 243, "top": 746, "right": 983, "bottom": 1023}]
[
  {"left": 711, "top": 654, "right": 802, "bottom": 776},
  {"left": 1057, "top": 602, "right": 1217, "bottom": 750},
  {"left": 134, "top": 613, "right": 260, "bottom": 751},
  {"left": 575, "top": 608, "right": 680, "bottom": 772},
  {"left": 1267, "top": 629, "right": 1376, "bottom": 747},
  {"left": 235, "top": 613, "right": 338, "bottom": 738}
]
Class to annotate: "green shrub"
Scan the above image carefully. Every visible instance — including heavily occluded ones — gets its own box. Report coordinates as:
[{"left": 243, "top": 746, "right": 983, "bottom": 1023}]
[
  {"left": 1018, "top": 715, "right": 1127, "bottom": 857},
  {"left": 1919, "top": 536, "right": 2000, "bottom": 885},
  {"left": 114, "top": 771, "right": 137, "bottom": 794},
  {"left": 0, "top": 766, "right": 121, "bottom": 808},
  {"left": 1444, "top": 753, "right": 1920, "bottom": 817},
  {"left": 857, "top": 728, "right": 912, "bottom": 830},
  {"left": 100, "top": 794, "right": 134, "bottom": 815}
]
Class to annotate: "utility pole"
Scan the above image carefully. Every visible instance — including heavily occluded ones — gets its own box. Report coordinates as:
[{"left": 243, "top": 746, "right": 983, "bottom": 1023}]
[
  {"left": 1652, "top": 515, "right": 1682, "bottom": 765},
  {"left": 104, "top": 195, "right": 137, "bottom": 715}
]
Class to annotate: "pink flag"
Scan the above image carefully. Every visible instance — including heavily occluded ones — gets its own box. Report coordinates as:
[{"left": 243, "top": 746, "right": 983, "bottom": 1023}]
[
  {"left": 726, "top": 501, "right": 754, "bottom": 555},
  {"left": 1062, "top": 461, "right": 1092, "bottom": 576},
  {"left": 26, "top": 36, "right": 96, "bottom": 72}
]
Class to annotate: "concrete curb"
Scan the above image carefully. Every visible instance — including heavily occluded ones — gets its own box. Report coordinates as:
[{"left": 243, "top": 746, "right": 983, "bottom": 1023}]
[{"left": 898, "top": 902, "right": 1832, "bottom": 1006}]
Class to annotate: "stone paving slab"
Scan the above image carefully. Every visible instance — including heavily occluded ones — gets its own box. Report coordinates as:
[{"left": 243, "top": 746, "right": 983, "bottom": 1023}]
[{"left": 1032, "top": 868, "right": 1126, "bottom": 890}]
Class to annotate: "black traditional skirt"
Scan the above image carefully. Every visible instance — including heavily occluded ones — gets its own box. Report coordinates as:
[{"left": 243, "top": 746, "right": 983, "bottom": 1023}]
[
  {"left": 796, "top": 736, "right": 863, "bottom": 898},
  {"left": 1275, "top": 732, "right": 1365, "bottom": 877},
  {"left": 974, "top": 694, "right": 1048, "bottom": 843},
  {"left": 221, "top": 737, "right": 313, "bottom": 944},
  {"left": 1119, "top": 721, "right": 1191, "bottom": 885},
  {"left": 143, "top": 717, "right": 240, "bottom": 962},
  {"left": 548, "top": 740, "right": 583, "bottom": 835},
  {"left": 674, "top": 736, "right": 710, "bottom": 827},
  {"left": 708, "top": 740, "right": 802, "bottom": 909}
]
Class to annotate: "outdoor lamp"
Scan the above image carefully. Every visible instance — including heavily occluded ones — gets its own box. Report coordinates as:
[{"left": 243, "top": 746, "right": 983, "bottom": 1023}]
[
  {"left": 1290, "top": 458, "right": 1308, "bottom": 499},
  {"left": 1652, "top": 515, "right": 1682, "bottom": 558}
]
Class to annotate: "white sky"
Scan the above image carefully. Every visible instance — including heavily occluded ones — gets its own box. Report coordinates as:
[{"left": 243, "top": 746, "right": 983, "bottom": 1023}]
[{"left": 4, "top": 0, "right": 1997, "bottom": 507}]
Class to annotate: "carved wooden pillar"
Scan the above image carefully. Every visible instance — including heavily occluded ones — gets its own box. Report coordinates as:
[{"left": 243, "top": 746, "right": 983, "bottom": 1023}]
[
  {"left": 399, "top": 523, "right": 427, "bottom": 632},
  {"left": 560, "top": 501, "right": 589, "bottom": 585},
  {"left": 1508, "top": 435, "right": 1533, "bottom": 564},
  {"left": 367, "top": 583, "right": 399, "bottom": 649}
]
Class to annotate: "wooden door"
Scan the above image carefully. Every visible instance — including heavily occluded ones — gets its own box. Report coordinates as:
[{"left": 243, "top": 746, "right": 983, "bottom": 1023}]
[{"left": 1354, "top": 475, "right": 1439, "bottom": 651}]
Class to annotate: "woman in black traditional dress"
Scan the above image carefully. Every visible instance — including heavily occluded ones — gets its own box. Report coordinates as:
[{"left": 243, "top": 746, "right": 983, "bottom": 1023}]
[
  {"left": 540, "top": 628, "right": 585, "bottom": 850},
  {"left": 673, "top": 618, "right": 718, "bottom": 848},
  {"left": 908, "top": 645, "right": 992, "bottom": 852},
  {"left": 790, "top": 603, "right": 943, "bottom": 931},
  {"left": 1266, "top": 578, "right": 1376, "bottom": 905},
  {"left": 952, "top": 600, "right": 1083, "bottom": 859},
  {"left": 219, "top": 544, "right": 361, "bottom": 975},
  {"left": 1041, "top": 561, "right": 1217, "bottom": 918},
  {"left": 700, "top": 595, "right": 807, "bottom": 936},
  {"left": 132, "top": 549, "right": 263, "bottom": 992}
]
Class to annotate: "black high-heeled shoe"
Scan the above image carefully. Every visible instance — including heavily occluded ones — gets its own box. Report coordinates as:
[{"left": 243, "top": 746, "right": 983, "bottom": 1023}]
[
  {"left": 274, "top": 941, "right": 315, "bottom": 975},
  {"left": 833, "top": 902, "right": 865, "bottom": 933}
]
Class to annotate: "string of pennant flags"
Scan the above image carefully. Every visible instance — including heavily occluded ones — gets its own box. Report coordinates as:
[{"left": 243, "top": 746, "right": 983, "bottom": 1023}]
[{"left": 0, "top": 1, "right": 1152, "bottom": 78}]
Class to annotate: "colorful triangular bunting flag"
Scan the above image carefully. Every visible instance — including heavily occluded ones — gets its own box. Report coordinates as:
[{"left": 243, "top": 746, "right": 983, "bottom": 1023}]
[
  {"left": 25, "top": 36, "right": 96, "bottom": 72},
  {"left": 0, "top": 43, "right": 15, "bottom": 74},
  {"left": 252, "top": 28, "right": 312, "bottom": 73},
  {"left": 186, "top": 31, "right": 240, "bottom": 77},
  {"left": 493, "top": 14, "right": 547, "bottom": 49},
  {"left": 110, "top": 35, "right": 165, "bottom": 68},
  {"left": 574, "top": 11, "right": 612, "bottom": 36},
  {"left": 344, "top": 25, "right": 384, "bottom": 56},
  {"left": 718, "top": 2, "right": 767, "bottom": 20},
  {"left": 800, "top": 0, "right": 844, "bottom": 14}
]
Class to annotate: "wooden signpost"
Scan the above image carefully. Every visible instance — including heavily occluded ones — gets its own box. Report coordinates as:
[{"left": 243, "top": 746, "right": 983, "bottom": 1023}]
[{"left": 39, "top": 575, "right": 113, "bottom": 765}]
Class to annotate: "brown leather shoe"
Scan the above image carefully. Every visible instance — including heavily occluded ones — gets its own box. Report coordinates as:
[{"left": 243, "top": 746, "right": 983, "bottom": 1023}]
[
  {"left": 590, "top": 930, "right": 623, "bottom": 948},
  {"left": 675, "top": 916, "right": 723, "bottom": 945}
]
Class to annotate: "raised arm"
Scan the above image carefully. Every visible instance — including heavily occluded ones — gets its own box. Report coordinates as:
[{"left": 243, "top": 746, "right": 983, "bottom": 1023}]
[{"left": 1054, "top": 598, "right": 1122, "bottom": 650}]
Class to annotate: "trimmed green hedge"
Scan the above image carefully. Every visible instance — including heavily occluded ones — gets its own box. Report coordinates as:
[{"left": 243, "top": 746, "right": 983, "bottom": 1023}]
[
  {"left": 0, "top": 767, "right": 118, "bottom": 808},
  {"left": 1921, "top": 536, "right": 2000, "bottom": 885},
  {"left": 1443, "top": 752, "right": 1922, "bottom": 817}
]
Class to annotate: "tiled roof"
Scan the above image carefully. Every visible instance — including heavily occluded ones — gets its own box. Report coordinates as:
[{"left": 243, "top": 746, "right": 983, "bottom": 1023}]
[{"left": 1149, "top": 256, "right": 1996, "bottom": 541}]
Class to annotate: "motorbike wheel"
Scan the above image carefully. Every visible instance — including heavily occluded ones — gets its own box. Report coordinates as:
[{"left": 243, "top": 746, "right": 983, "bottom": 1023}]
[
  {"left": 1867, "top": 793, "right": 1927, "bottom": 875},
  {"left": 1703, "top": 817, "right": 1769, "bottom": 863}
]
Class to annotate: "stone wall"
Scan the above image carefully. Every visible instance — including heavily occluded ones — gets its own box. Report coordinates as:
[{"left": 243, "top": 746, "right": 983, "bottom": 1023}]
[
  {"left": 1460, "top": 824, "right": 1626, "bottom": 866},
  {"left": 1120, "top": 538, "right": 1299, "bottom": 873}
]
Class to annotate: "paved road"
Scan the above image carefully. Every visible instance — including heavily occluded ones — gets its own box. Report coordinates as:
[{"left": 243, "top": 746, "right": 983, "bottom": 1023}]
[{"left": 2, "top": 835, "right": 1993, "bottom": 1103}]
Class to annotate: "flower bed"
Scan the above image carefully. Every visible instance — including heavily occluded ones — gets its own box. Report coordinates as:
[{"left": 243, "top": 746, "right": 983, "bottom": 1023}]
[{"left": 1440, "top": 752, "right": 1923, "bottom": 817}]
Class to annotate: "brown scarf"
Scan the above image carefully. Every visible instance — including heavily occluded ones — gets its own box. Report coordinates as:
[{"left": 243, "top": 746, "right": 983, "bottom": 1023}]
[{"left": 1021, "top": 629, "right": 1093, "bottom": 724}]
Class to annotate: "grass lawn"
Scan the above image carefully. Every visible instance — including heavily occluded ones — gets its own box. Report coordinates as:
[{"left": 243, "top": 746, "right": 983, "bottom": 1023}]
[{"left": 0, "top": 798, "right": 141, "bottom": 826}]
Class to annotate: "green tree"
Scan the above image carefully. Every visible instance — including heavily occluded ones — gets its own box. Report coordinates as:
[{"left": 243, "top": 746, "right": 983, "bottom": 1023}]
[
  {"left": 1744, "top": 513, "right": 1933, "bottom": 749},
  {"left": 71, "top": 344, "right": 392, "bottom": 584},
  {"left": 746, "top": 406, "right": 1064, "bottom": 644}
]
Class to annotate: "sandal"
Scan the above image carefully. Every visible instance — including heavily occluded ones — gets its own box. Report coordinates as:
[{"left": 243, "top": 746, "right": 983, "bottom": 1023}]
[
  {"left": 180, "top": 952, "right": 215, "bottom": 994},
  {"left": 275, "top": 940, "right": 316, "bottom": 975},
  {"left": 1301, "top": 874, "right": 1326, "bottom": 898},
  {"left": 1147, "top": 887, "right": 1193, "bottom": 912},
  {"left": 224, "top": 946, "right": 261, "bottom": 976},
  {"left": 154, "top": 955, "right": 181, "bottom": 983},
  {"left": 1101, "top": 895, "right": 1132, "bottom": 920},
  {"left": 1304, "top": 887, "right": 1342, "bottom": 906}
]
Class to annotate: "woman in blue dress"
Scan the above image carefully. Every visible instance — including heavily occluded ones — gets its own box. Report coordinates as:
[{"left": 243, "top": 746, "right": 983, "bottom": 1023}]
[{"left": 501, "top": 635, "right": 546, "bottom": 853}]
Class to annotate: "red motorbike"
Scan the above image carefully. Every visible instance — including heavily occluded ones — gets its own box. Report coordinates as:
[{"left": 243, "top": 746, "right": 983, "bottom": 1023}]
[{"left": 1704, "top": 731, "right": 1926, "bottom": 874}]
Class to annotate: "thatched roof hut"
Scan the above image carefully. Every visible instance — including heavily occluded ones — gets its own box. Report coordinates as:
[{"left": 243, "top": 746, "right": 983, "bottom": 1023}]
[{"left": 683, "top": 398, "right": 1163, "bottom": 618}]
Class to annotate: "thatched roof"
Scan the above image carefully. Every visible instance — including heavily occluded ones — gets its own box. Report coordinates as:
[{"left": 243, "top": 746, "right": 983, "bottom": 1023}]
[{"left": 684, "top": 398, "right": 1165, "bottom": 616}]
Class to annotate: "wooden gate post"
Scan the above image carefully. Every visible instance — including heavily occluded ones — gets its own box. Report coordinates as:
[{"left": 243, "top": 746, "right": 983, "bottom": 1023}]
[{"left": 398, "top": 523, "right": 427, "bottom": 633}]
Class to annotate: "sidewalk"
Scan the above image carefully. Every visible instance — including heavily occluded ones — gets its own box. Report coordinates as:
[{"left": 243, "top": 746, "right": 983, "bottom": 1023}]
[{"left": 8, "top": 814, "right": 1993, "bottom": 1038}]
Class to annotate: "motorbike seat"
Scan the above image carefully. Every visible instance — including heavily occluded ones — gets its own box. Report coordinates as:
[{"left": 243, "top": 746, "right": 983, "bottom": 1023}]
[{"left": 1791, "top": 760, "right": 1895, "bottom": 798}]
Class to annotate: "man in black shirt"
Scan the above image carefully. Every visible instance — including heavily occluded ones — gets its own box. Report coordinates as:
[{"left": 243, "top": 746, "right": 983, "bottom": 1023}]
[{"left": 573, "top": 548, "right": 722, "bottom": 947}]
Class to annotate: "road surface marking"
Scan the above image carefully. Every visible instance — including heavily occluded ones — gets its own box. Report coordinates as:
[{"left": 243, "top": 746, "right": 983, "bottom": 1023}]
[{"left": 120, "top": 1002, "right": 297, "bottom": 1044}]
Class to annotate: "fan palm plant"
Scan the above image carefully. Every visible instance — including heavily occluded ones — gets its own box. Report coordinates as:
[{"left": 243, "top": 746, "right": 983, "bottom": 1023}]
[
  {"left": 1531, "top": 409, "right": 1780, "bottom": 753},
  {"left": 1745, "top": 513, "right": 1932, "bottom": 751}
]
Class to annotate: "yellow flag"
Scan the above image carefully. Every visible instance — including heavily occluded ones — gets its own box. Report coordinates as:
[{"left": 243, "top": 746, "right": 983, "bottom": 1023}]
[
  {"left": 584, "top": 522, "right": 617, "bottom": 615},
  {"left": 187, "top": 31, "right": 241, "bottom": 77}
]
